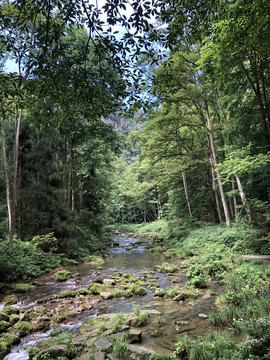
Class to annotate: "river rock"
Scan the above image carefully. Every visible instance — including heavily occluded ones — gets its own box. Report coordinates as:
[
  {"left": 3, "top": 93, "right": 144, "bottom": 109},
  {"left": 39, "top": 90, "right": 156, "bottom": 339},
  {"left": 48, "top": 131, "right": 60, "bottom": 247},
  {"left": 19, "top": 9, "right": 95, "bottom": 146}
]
[
  {"left": 37, "top": 344, "right": 68, "bottom": 358},
  {"left": 100, "top": 292, "right": 113, "bottom": 300},
  {"left": 74, "top": 352, "right": 91, "bottom": 360},
  {"left": 107, "top": 354, "right": 119, "bottom": 360},
  {"left": 103, "top": 279, "right": 116, "bottom": 287},
  {"left": 0, "top": 312, "right": 9, "bottom": 322},
  {"left": 128, "top": 344, "right": 155, "bottom": 359},
  {"left": 95, "top": 338, "right": 111, "bottom": 350},
  {"left": 154, "top": 290, "right": 165, "bottom": 297},
  {"left": 86, "top": 337, "right": 97, "bottom": 347},
  {"left": 0, "top": 320, "right": 10, "bottom": 333},
  {"left": 93, "top": 351, "right": 106, "bottom": 360},
  {"left": 129, "top": 329, "right": 142, "bottom": 343},
  {"left": 202, "top": 293, "right": 212, "bottom": 300},
  {"left": 73, "top": 335, "right": 87, "bottom": 346},
  {"left": 9, "top": 314, "right": 20, "bottom": 325}
]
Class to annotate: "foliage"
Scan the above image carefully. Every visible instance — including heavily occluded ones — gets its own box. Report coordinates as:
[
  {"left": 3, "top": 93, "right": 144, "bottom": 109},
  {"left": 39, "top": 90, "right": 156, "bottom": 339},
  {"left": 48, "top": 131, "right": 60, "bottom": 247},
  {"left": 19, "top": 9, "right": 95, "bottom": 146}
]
[
  {"left": 0, "top": 239, "right": 62, "bottom": 282},
  {"left": 31, "top": 233, "right": 58, "bottom": 253}
]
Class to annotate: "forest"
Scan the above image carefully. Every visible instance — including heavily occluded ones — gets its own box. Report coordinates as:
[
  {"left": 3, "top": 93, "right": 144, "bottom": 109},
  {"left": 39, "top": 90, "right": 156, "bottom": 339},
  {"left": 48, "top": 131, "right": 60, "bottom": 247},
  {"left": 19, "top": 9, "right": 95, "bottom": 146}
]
[{"left": 0, "top": 0, "right": 270, "bottom": 359}]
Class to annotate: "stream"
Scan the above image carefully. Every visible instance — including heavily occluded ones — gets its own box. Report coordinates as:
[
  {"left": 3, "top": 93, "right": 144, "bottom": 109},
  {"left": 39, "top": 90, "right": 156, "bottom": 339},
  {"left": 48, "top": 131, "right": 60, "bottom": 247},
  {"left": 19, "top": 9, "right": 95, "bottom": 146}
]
[{"left": 3, "top": 231, "right": 224, "bottom": 359}]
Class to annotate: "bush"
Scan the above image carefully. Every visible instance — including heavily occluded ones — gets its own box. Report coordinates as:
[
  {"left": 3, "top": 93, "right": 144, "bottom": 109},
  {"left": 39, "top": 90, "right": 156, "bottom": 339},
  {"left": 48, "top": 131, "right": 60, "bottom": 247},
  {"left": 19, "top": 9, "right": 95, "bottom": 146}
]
[
  {"left": 0, "top": 239, "right": 62, "bottom": 282},
  {"left": 186, "top": 264, "right": 204, "bottom": 278},
  {"left": 31, "top": 233, "right": 58, "bottom": 253}
]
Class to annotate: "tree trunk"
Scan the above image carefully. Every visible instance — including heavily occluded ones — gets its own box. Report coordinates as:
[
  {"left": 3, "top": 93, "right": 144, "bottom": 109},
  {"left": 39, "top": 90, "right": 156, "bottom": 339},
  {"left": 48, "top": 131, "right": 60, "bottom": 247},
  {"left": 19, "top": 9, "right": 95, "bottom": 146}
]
[
  {"left": 181, "top": 171, "right": 192, "bottom": 217},
  {"left": 235, "top": 175, "right": 253, "bottom": 226},
  {"left": 1, "top": 122, "right": 12, "bottom": 231},
  {"left": 204, "top": 98, "right": 231, "bottom": 228},
  {"left": 232, "top": 178, "right": 239, "bottom": 218},
  {"left": 9, "top": 109, "right": 23, "bottom": 252},
  {"left": 210, "top": 161, "right": 222, "bottom": 224}
]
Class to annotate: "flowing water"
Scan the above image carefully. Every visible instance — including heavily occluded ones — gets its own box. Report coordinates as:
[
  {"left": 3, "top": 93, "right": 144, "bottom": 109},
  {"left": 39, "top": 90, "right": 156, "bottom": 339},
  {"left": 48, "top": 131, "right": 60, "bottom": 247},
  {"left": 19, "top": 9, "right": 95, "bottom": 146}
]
[{"left": 3, "top": 231, "right": 224, "bottom": 358}]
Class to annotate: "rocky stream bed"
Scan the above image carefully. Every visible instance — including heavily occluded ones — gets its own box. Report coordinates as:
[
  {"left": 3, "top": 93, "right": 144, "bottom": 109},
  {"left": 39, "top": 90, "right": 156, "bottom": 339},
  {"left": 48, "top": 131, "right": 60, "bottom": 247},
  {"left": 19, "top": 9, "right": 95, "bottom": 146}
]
[{"left": 0, "top": 231, "right": 224, "bottom": 359}]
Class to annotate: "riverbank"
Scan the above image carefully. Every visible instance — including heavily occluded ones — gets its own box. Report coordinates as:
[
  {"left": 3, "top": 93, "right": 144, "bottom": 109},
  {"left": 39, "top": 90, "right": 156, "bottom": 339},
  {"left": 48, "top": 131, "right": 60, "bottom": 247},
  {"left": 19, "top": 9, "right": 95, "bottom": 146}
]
[{"left": 1, "top": 220, "right": 270, "bottom": 359}]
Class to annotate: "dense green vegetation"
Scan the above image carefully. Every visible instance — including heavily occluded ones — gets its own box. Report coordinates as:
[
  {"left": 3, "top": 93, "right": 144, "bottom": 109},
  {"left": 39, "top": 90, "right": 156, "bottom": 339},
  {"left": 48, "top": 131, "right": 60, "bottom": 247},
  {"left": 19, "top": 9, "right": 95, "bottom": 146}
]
[
  {"left": 0, "top": 0, "right": 270, "bottom": 358},
  {"left": 119, "top": 220, "right": 270, "bottom": 359}
]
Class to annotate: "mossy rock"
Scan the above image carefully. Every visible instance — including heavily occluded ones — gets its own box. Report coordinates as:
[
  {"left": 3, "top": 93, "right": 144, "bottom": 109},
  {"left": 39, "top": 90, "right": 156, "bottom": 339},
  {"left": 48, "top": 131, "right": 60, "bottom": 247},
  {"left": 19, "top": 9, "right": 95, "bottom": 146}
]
[
  {"left": 111, "top": 289, "right": 126, "bottom": 298},
  {"left": 0, "top": 332, "right": 20, "bottom": 346},
  {"left": 36, "top": 296, "right": 54, "bottom": 303},
  {"left": 83, "top": 255, "right": 104, "bottom": 264},
  {"left": 35, "top": 306, "right": 47, "bottom": 314},
  {"left": 92, "top": 277, "right": 104, "bottom": 284},
  {"left": 14, "top": 283, "right": 31, "bottom": 293},
  {"left": 154, "top": 290, "right": 166, "bottom": 297},
  {"left": 0, "top": 342, "right": 9, "bottom": 359},
  {"left": 9, "top": 314, "right": 20, "bottom": 325},
  {"left": 34, "top": 344, "right": 69, "bottom": 359},
  {"left": 58, "top": 290, "right": 77, "bottom": 298},
  {"left": 100, "top": 292, "right": 113, "bottom": 300},
  {"left": 134, "top": 287, "right": 147, "bottom": 296},
  {"left": 12, "top": 321, "right": 33, "bottom": 336},
  {"left": 103, "top": 279, "right": 116, "bottom": 287},
  {"left": 154, "top": 263, "right": 179, "bottom": 273},
  {"left": 88, "top": 283, "right": 105, "bottom": 295},
  {"left": 52, "top": 315, "right": 66, "bottom": 323},
  {"left": 55, "top": 270, "right": 72, "bottom": 281},
  {"left": 76, "top": 288, "right": 89, "bottom": 295},
  {"left": 0, "top": 321, "right": 10, "bottom": 333},
  {"left": 2, "top": 295, "right": 18, "bottom": 305},
  {"left": 2, "top": 306, "right": 20, "bottom": 315},
  {"left": 0, "top": 312, "right": 9, "bottom": 322}
]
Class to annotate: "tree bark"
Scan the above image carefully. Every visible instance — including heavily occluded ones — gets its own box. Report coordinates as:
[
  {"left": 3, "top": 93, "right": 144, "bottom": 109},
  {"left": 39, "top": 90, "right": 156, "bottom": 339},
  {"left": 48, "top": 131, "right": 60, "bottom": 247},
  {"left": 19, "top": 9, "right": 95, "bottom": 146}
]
[
  {"left": 9, "top": 109, "right": 23, "bottom": 252},
  {"left": 181, "top": 171, "right": 192, "bottom": 217},
  {"left": 1, "top": 122, "right": 12, "bottom": 231},
  {"left": 204, "top": 98, "right": 231, "bottom": 228},
  {"left": 210, "top": 160, "right": 222, "bottom": 224},
  {"left": 235, "top": 175, "right": 252, "bottom": 226},
  {"left": 231, "top": 178, "right": 239, "bottom": 218}
]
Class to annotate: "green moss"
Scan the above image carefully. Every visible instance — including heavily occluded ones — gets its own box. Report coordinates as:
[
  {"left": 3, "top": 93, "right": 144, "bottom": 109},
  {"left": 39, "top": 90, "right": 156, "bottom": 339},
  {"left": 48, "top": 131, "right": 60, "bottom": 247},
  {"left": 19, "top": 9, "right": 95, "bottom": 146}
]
[
  {"left": 14, "top": 283, "right": 31, "bottom": 293},
  {"left": 83, "top": 255, "right": 104, "bottom": 264},
  {"left": 36, "top": 296, "right": 54, "bottom": 303},
  {"left": 52, "top": 315, "right": 66, "bottom": 323},
  {"left": 92, "top": 277, "right": 104, "bottom": 284},
  {"left": 0, "top": 321, "right": 10, "bottom": 333},
  {"left": 35, "top": 306, "right": 47, "bottom": 314},
  {"left": 55, "top": 270, "right": 72, "bottom": 281},
  {"left": 13, "top": 321, "right": 33, "bottom": 336},
  {"left": 2, "top": 306, "right": 20, "bottom": 316},
  {"left": 76, "top": 288, "right": 89, "bottom": 295},
  {"left": 2, "top": 295, "right": 18, "bottom": 305},
  {"left": 155, "top": 262, "right": 179, "bottom": 274},
  {"left": 88, "top": 283, "right": 105, "bottom": 295},
  {"left": 0, "top": 342, "right": 8, "bottom": 359},
  {"left": 31, "top": 281, "right": 44, "bottom": 286},
  {"left": 0, "top": 332, "right": 20, "bottom": 346},
  {"left": 58, "top": 290, "right": 77, "bottom": 298}
]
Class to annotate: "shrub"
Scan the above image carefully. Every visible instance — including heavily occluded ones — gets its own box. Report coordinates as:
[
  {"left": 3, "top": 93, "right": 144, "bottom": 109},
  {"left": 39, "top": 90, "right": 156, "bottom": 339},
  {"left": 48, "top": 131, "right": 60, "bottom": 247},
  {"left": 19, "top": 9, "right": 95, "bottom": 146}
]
[
  {"left": 185, "top": 274, "right": 208, "bottom": 289},
  {"left": 31, "top": 233, "right": 58, "bottom": 253},
  {"left": 186, "top": 264, "right": 204, "bottom": 278}
]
